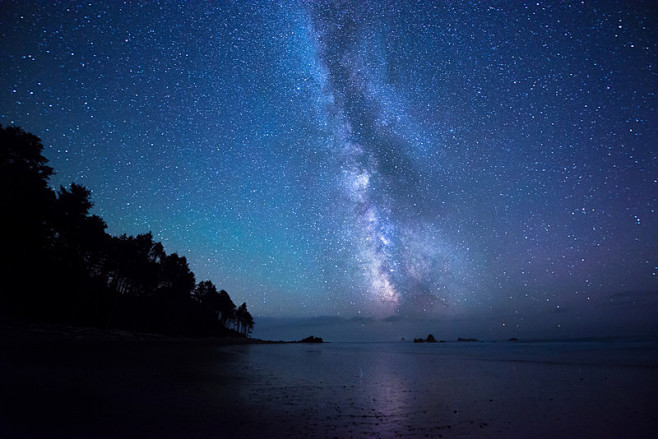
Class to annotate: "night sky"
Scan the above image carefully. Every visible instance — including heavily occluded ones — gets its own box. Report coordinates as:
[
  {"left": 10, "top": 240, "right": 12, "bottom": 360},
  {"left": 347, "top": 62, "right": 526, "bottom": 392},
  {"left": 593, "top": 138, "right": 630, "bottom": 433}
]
[{"left": 1, "top": 1, "right": 656, "bottom": 340}]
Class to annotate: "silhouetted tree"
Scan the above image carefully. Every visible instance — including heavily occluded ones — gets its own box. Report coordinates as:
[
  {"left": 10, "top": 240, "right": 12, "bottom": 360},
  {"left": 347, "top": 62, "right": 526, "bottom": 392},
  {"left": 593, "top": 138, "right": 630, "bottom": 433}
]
[
  {"left": 194, "top": 281, "right": 239, "bottom": 331},
  {"left": 158, "top": 253, "right": 195, "bottom": 299},
  {"left": 56, "top": 183, "right": 92, "bottom": 217},
  {"left": 48, "top": 183, "right": 110, "bottom": 323},
  {"left": 0, "top": 125, "right": 53, "bottom": 195},
  {"left": 235, "top": 302, "right": 254, "bottom": 336},
  {"left": 106, "top": 233, "right": 164, "bottom": 297},
  {"left": 217, "top": 289, "right": 237, "bottom": 330},
  {"left": 194, "top": 280, "right": 221, "bottom": 318},
  {"left": 0, "top": 125, "right": 54, "bottom": 244},
  {"left": 52, "top": 183, "right": 108, "bottom": 264},
  {"left": 0, "top": 126, "right": 56, "bottom": 320},
  {"left": 0, "top": 126, "right": 253, "bottom": 337},
  {"left": 194, "top": 280, "right": 217, "bottom": 303},
  {"left": 245, "top": 311, "right": 254, "bottom": 336}
]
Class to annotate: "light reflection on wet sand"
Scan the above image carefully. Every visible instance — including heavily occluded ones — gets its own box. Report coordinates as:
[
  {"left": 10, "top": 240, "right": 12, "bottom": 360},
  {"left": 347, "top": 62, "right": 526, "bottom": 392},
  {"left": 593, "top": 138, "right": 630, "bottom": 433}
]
[{"left": 222, "top": 341, "right": 658, "bottom": 438}]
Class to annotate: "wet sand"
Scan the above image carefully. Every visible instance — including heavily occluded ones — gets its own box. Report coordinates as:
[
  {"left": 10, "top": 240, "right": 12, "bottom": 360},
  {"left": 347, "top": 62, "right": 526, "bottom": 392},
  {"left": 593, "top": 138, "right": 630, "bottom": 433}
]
[
  {"left": 219, "top": 341, "right": 658, "bottom": 438},
  {"left": 1, "top": 328, "right": 657, "bottom": 438}
]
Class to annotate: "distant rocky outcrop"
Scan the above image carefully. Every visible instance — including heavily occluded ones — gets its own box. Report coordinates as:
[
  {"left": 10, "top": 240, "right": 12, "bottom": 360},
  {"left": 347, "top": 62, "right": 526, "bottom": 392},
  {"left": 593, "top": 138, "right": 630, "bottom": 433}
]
[
  {"left": 457, "top": 337, "right": 478, "bottom": 342},
  {"left": 413, "top": 334, "right": 437, "bottom": 343},
  {"left": 299, "top": 336, "right": 323, "bottom": 343}
]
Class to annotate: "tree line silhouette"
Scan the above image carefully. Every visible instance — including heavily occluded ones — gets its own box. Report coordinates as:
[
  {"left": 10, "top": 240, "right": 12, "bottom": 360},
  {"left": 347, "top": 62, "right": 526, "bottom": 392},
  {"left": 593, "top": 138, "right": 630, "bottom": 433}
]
[{"left": 0, "top": 126, "right": 253, "bottom": 337}]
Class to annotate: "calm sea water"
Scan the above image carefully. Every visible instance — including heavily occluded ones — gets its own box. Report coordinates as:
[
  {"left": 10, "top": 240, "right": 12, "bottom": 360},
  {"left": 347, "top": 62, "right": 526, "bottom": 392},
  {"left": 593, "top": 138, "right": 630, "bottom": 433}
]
[{"left": 217, "top": 340, "right": 658, "bottom": 437}]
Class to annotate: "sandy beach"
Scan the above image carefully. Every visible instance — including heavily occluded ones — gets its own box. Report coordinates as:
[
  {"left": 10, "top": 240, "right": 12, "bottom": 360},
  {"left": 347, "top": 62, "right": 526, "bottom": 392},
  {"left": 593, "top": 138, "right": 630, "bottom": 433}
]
[
  {"left": 0, "top": 326, "right": 251, "bottom": 438},
  {"left": 2, "top": 327, "right": 657, "bottom": 438}
]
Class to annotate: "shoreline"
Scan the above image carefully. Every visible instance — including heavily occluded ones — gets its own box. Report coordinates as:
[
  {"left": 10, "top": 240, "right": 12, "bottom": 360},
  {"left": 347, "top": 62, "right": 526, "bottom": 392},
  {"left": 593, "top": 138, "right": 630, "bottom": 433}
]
[
  {"left": 0, "top": 323, "right": 270, "bottom": 346},
  {"left": 3, "top": 323, "right": 656, "bottom": 346},
  {"left": 0, "top": 323, "right": 330, "bottom": 347},
  {"left": 2, "top": 324, "right": 657, "bottom": 438}
]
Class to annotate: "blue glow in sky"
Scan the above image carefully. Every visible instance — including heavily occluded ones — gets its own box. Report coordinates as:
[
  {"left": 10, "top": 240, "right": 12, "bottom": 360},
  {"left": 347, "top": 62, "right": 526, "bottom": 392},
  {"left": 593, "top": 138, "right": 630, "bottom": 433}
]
[{"left": 1, "top": 1, "right": 656, "bottom": 339}]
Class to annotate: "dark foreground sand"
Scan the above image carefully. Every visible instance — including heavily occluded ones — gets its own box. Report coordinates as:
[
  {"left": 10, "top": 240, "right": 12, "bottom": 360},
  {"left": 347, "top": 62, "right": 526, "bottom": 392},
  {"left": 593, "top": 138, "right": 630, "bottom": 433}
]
[
  {"left": 1, "top": 326, "right": 265, "bottom": 438},
  {"left": 2, "top": 326, "right": 657, "bottom": 438}
]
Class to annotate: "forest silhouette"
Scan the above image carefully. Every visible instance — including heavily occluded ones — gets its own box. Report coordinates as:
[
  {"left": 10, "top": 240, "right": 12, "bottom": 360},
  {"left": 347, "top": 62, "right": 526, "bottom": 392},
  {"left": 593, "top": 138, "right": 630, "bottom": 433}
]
[{"left": 0, "top": 125, "right": 253, "bottom": 337}]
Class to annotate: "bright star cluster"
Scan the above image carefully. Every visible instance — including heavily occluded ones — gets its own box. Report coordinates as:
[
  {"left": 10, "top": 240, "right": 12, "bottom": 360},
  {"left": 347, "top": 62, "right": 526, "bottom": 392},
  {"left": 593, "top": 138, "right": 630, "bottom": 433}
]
[{"left": 1, "top": 1, "right": 656, "bottom": 330}]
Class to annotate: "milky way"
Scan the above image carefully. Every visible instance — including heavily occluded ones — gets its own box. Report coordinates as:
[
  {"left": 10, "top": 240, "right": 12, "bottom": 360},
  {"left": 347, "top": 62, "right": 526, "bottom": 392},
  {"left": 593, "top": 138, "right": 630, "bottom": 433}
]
[
  {"left": 1, "top": 1, "right": 656, "bottom": 333},
  {"left": 306, "top": 2, "right": 473, "bottom": 316}
]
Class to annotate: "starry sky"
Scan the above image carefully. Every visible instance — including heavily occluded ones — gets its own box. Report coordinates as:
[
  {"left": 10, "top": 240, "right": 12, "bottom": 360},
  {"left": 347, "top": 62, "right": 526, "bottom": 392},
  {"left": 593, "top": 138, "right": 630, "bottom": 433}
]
[{"left": 1, "top": 1, "right": 656, "bottom": 340}]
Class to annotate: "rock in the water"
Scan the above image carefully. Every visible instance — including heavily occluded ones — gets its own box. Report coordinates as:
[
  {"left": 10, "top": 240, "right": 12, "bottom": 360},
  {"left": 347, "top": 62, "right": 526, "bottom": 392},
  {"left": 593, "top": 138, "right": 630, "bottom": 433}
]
[
  {"left": 414, "top": 334, "right": 438, "bottom": 343},
  {"left": 299, "top": 336, "right": 323, "bottom": 343}
]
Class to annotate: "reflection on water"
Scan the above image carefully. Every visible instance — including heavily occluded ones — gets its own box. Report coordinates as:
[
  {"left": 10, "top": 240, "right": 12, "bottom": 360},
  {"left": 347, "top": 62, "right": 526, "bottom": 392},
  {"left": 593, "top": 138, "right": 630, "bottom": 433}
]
[{"left": 219, "top": 341, "right": 658, "bottom": 437}]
